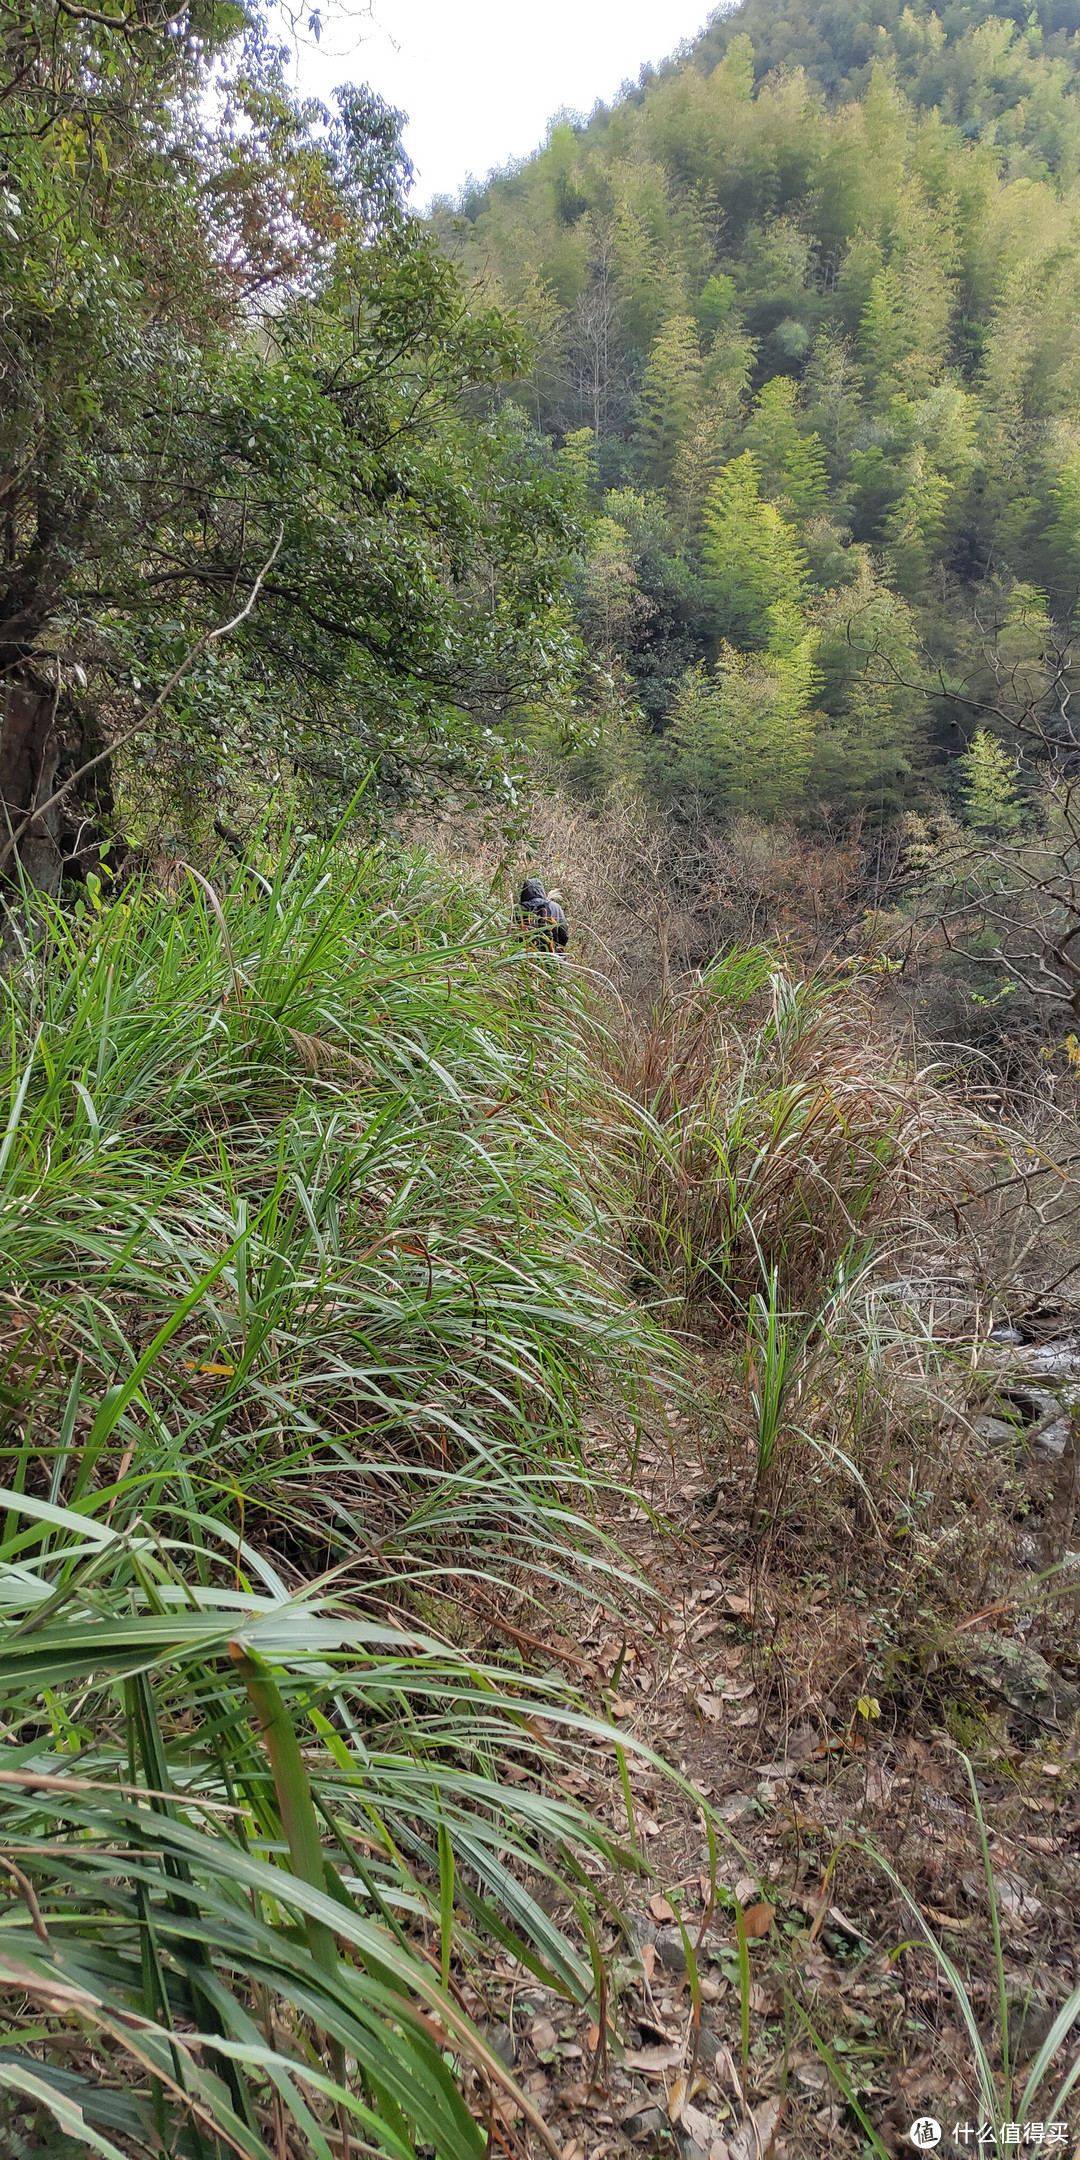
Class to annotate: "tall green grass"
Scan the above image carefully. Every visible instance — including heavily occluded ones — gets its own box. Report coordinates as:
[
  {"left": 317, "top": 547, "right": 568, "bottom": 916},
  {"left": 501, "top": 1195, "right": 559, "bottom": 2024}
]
[{"left": 0, "top": 837, "right": 671, "bottom": 2157}]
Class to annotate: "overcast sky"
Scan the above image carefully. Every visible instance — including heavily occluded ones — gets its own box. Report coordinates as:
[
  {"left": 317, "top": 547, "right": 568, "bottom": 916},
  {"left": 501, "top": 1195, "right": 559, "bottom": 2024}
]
[{"left": 280, "top": 0, "right": 719, "bottom": 204}]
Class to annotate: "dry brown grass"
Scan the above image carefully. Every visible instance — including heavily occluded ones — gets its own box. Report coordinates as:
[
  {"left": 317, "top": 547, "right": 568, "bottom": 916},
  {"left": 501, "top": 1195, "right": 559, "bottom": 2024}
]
[{"left": 600, "top": 958, "right": 985, "bottom": 1318}]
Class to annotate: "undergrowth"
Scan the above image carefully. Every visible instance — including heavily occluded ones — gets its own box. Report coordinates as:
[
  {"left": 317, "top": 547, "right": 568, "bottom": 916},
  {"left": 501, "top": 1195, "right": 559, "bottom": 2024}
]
[
  {"left": 2, "top": 838, "right": 1075, "bottom": 2159},
  {"left": 0, "top": 835, "right": 673, "bottom": 2159}
]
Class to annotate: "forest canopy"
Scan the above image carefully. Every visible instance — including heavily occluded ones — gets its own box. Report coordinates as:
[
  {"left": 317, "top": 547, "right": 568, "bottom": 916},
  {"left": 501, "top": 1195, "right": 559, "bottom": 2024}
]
[{"left": 433, "top": 0, "right": 1080, "bottom": 826}]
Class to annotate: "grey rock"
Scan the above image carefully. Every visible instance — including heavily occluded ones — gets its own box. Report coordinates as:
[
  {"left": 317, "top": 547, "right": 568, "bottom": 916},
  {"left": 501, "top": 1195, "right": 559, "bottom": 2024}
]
[
  {"left": 989, "top": 1326, "right": 1026, "bottom": 1345},
  {"left": 964, "top": 1633, "right": 1080, "bottom": 1721},
  {"left": 974, "top": 1415, "right": 1021, "bottom": 1447},
  {"left": 481, "top": 2023, "right": 517, "bottom": 2067},
  {"left": 653, "top": 1927, "right": 688, "bottom": 1974},
  {"left": 1014, "top": 1342, "right": 1080, "bottom": 1378},
  {"left": 1030, "top": 1414, "right": 1070, "bottom": 1461},
  {"left": 996, "top": 1383, "right": 1061, "bottom": 1426},
  {"left": 623, "top": 2105, "right": 667, "bottom": 2142}
]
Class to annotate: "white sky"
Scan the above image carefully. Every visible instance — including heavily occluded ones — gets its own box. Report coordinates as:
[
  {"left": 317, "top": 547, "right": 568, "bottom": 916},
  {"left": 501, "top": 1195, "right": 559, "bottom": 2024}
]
[{"left": 280, "top": 0, "right": 720, "bottom": 204}]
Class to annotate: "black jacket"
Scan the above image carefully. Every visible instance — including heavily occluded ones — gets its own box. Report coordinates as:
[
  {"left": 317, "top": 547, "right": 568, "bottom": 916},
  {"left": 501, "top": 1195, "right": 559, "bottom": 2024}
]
[{"left": 517, "top": 879, "right": 569, "bottom": 951}]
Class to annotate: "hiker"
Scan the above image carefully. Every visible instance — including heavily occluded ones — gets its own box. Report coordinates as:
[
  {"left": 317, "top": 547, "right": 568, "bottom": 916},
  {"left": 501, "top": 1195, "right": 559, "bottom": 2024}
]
[{"left": 516, "top": 876, "right": 569, "bottom": 955}]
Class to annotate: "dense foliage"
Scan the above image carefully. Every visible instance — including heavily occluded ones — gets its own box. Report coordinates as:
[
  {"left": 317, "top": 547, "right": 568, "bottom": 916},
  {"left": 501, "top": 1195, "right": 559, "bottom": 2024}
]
[
  {"left": 0, "top": 0, "right": 580, "bottom": 879},
  {"left": 437, "top": 0, "right": 1080, "bottom": 825},
  {"left": 0, "top": 836, "right": 669, "bottom": 2156}
]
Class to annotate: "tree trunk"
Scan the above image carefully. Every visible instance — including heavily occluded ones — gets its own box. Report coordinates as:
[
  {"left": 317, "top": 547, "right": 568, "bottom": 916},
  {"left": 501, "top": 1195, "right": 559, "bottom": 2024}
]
[{"left": 0, "top": 671, "right": 64, "bottom": 896}]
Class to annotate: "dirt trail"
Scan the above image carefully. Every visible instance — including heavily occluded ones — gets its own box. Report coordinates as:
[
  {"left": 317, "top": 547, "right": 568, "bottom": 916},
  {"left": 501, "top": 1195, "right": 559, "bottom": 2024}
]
[{"left": 478, "top": 1414, "right": 1080, "bottom": 2160}]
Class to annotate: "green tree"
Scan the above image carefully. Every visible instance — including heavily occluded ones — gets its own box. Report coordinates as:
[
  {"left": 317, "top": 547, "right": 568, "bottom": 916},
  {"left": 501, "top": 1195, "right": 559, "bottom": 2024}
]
[
  {"left": 958, "top": 729, "right": 1022, "bottom": 834},
  {"left": 641, "top": 314, "right": 704, "bottom": 488},
  {"left": 744, "top": 376, "right": 829, "bottom": 524},
  {"left": 0, "top": 6, "right": 583, "bottom": 880},
  {"left": 668, "top": 635, "right": 821, "bottom": 814},
  {"left": 701, "top": 453, "right": 808, "bottom": 647}
]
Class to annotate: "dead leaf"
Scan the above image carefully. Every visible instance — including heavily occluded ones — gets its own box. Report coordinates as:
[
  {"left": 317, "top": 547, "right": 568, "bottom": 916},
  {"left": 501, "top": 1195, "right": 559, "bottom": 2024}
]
[
  {"left": 667, "top": 2072, "right": 709, "bottom": 2123},
  {"left": 560, "top": 2081, "right": 602, "bottom": 2109},
  {"left": 748, "top": 1985, "right": 776, "bottom": 2014},
  {"left": 740, "top": 1903, "right": 775, "bottom": 1939},
  {"left": 648, "top": 1894, "right": 676, "bottom": 1923},
  {"left": 724, "top": 1594, "right": 753, "bottom": 1616},
  {"left": 728, "top": 2095, "right": 783, "bottom": 2160},
  {"left": 640, "top": 1942, "right": 656, "bottom": 1983},
  {"left": 695, "top": 1693, "right": 725, "bottom": 1719},
  {"left": 682, "top": 2105, "right": 715, "bottom": 2147},
  {"left": 623, "top": 2044, "right": 683, "bottom": 2075},
  {"left": 865, "top": 1763, "right": 894, "bottom": 1808},
  {"left": 709, "top": 2142, "right": 731, "bottom": 2160},
  {"left": 824, "top": 1905, "right": 866, "bottom": 1942},
  {"left": 721, "top": 1683, "right": 756, "bottom": 1702},
  {"left": 530, "top": 2017, "right": 558, "bottom": 2052},
  {"left": 734, "top": 1875, "right": 756, "bottom": 1903}
]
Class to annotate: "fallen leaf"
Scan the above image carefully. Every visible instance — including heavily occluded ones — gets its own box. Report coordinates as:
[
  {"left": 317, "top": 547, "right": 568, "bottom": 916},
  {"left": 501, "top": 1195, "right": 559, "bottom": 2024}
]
[
  {"left": 667, "top": 2072, "right": 709, "bottom": 2123},
  {"left": 586, "top": 2023, "right": 600, "bottom": 2052},
  {"left": 182, "top": 1361, "right": 235, "bottom": 1376},
  {"left": 695, "top": 1693, "right": 725, "bottom": 1719},
  {"left": 748, "top": 1985, "right": 776, "bottom": 2014},
  {"left": 734, "top": 1875, "right": 757, "bottom": 1903},
  {"left": 640, "top": 1942, "right": 656, "bottom": 1983},
  {"left": 530, "top": 2018, "right": 558, "bottom": 2052},
  {"left": 623, "top": 2044, "right": 683, "bottom": 2075},
  {"left": 681, "top": 2104, "right": 716, "bottom": 2145},
  {"left": 648, "top": 1894, "right": 676, "bottom": 1923},
  {"left": 740, "top": 1903, "right": 775, "bottom": 1939},
  {"left": 721, "top": 1683, "right": 756, "bottom": 1702},
  {"left": 824, "top": 1905, "right": 866, "bottom": 1942},
  {"left": 724, "top": 1594, "right": 753, "bottom": 1616},
  {"left": 733, "top": 1708, "right": 758, "bottom": 1728},
  {"left": 709, "top": 2142, "right": 731, "bottom": 2160},
  {"left": 776, "top": 1807, "right": 824, "bottom": 1835},
  {"left": 560, "top": 2081, "right": 601, "bottom": 2109},
  {"left": 865, "top": 1763, "right": 894, "bottom": 1809},
  {"left": 728, "top": 2095, "right": 784, "bottom": 2160}
]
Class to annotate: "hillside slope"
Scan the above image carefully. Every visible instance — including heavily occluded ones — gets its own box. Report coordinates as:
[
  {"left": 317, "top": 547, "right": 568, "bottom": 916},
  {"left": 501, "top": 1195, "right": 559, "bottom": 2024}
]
[{"left": 441, "top": 0, "right": 1080, "bottom": 824}]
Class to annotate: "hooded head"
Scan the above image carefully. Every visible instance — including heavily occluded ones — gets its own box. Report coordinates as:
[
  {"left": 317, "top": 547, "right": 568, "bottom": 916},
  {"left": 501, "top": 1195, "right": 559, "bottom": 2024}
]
[{"left": 520, "top": 877, "right": 547, "bottom": 906}]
